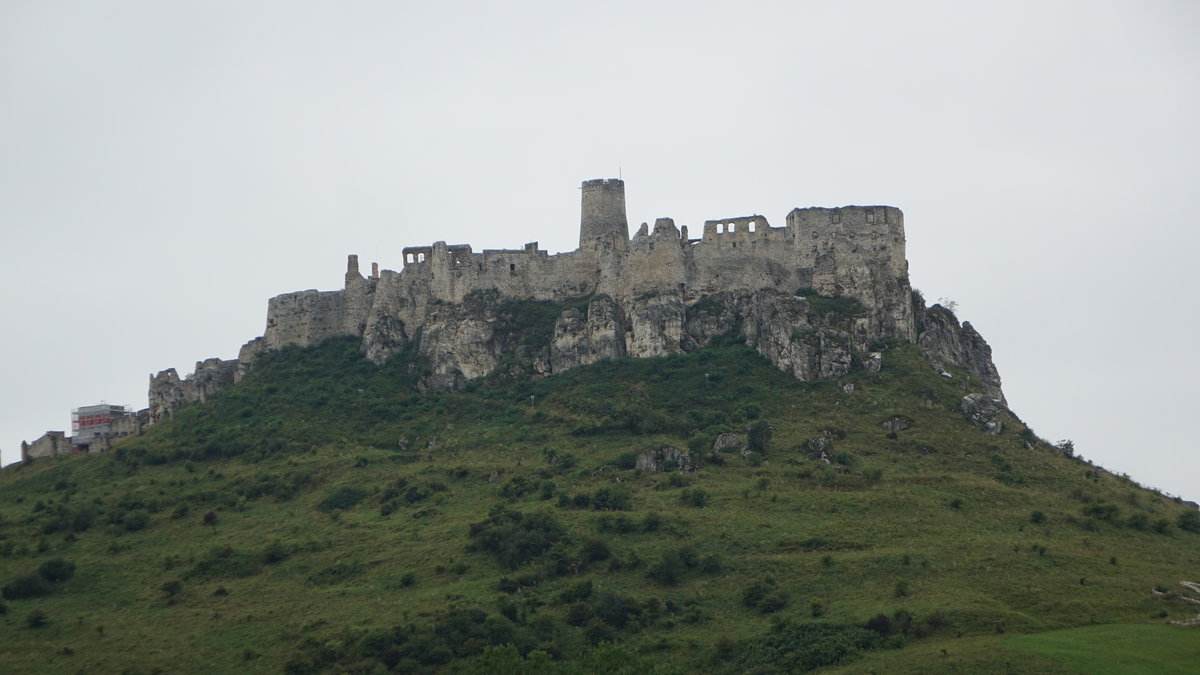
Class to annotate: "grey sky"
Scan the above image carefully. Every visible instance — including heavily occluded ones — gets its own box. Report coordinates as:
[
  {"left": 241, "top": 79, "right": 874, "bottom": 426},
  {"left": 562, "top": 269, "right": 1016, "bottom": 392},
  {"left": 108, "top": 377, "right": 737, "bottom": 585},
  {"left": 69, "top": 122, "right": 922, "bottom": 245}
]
[{"left": 3, "top": 1, "right": 1197, "bottom": 500}]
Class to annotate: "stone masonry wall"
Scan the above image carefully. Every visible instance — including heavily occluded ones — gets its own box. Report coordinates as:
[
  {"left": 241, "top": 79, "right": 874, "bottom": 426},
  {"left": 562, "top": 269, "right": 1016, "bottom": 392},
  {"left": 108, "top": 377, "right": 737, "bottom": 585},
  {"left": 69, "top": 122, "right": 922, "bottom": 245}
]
[{"left": 141, "top": 179, "right": 1003, "bottom": 426}]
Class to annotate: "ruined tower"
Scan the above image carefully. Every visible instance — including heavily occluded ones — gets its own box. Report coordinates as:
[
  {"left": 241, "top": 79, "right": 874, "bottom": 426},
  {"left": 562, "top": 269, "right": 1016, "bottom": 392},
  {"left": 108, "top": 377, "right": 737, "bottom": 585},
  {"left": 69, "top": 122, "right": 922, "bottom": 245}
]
[{"left": 579, "top": 178, "right": 629, "bottom": 250}]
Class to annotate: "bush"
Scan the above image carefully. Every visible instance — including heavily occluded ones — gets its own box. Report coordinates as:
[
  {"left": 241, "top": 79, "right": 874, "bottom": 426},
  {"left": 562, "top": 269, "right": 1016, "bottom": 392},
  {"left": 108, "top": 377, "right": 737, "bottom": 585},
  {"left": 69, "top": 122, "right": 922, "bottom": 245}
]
[
  {"left": 566, "top": 602, "right": 594, "bottom": 626},
  {"left": 2, "top": 574, "right": 51, "bottom": 600},
  {"left": 1083, "top": 504, "right": 1119, "bottom": 521},
  {"left": 1029, "top": 510, "right": 1046, "bottom": 524},
  {"left": 757, "top": 591, "right": 789, "bottom": 614},
  {"left": 261, "top": 540, "right": 290, "bottom": 564},
  {"left": 26, "top": 609, "right": 49, "bottom": 628},
  {"left": 592, "top": 486, "right": 631, "bottom": 511},
  {"left": 467, "top": 508, "right": 566, "bottom": 570},
  {"left": 680, "top": 489, "right": 710, "bottom": 508},
  {"left": 581, "top": 538, "right": 612, "bottom": 563},
  {"left": 747, "top": 420, "right": 772, "bottom": 454},
  {"left": 646, "top": 554, "right": 684, "bottom": 586},
  {"left": 1178, "top": 510, "right": 1200, "bottom": 534},
  {"left": 593, "top": 591, "right": 641, "bottom": 629},
  {"left": 37, "top": 559, "right": 75, "bottom": 583},
  {"left": 318, "top": 486, "right": 368, "bottom": 512},
  {"left": 186, "top": 548, "right": 263, "bottom": 580},
  {"left": 732, "top": 620, "right": 886, "bottom": 672},
  {"left": 742, "top": 583, "right": 770, "bottom": 608},
  {"left": 558, "top": 579, "right": 594, "bottom": 604}
]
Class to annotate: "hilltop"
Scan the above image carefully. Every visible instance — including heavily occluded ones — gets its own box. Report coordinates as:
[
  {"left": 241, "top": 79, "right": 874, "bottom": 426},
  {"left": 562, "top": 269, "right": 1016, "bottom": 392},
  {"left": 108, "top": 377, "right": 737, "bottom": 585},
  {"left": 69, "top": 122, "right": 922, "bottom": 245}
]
[{"left": 1, "top": 333, "right": 1199, "bottom": 673}]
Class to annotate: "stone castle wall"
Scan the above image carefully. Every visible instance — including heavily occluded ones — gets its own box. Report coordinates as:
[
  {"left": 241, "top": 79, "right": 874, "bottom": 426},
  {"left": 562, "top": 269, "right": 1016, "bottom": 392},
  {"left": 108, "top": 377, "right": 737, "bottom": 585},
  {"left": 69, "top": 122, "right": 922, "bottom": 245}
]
[{"left": 140, "top": 178, "right": 1002, "bottom": 422}]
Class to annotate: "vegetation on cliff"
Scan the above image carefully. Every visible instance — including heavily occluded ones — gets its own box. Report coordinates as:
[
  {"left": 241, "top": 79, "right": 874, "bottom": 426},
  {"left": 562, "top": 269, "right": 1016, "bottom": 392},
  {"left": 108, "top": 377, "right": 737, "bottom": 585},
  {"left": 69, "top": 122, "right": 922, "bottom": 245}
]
[{"left": 1, "top": 336, "right": 1198, "bottom": 673}]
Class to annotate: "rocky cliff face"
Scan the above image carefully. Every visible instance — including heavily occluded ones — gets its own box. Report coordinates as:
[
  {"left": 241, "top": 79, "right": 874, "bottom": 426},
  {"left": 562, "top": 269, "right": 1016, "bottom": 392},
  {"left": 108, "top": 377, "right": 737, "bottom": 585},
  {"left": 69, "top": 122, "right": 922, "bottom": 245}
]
[
  {"left": 917, "top": 304, "right": 1005, "bottom": 404},
  {"left": 401, "top": 290, "right": 876, "bottom": 390}
]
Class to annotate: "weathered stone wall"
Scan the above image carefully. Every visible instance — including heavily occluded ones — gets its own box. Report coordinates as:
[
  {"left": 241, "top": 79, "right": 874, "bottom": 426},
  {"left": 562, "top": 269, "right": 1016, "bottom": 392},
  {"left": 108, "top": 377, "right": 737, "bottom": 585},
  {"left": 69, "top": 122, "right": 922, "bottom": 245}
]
[
  {"left": 21, "top": 431, "right": 70, "bottom": 462},
  {"left": 143, "top": 178, "right": 1002, "bottom": 421},
  {"left": 148, "top": 358, "right": 238, "bottom": 423}
]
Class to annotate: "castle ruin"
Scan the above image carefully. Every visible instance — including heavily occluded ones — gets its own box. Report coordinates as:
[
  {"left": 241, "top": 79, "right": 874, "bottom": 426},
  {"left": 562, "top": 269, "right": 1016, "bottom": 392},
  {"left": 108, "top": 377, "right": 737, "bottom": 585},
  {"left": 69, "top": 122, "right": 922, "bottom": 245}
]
[{"left": 19, "top": 179, "right": 1004, "bottom": 459}]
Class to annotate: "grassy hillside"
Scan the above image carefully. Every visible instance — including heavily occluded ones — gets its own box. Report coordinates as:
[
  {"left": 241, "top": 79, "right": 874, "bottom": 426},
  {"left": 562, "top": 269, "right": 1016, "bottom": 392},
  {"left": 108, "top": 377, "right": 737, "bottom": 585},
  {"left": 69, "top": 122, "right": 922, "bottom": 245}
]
[{"left": 1, "top": 336, "right": 1198, "bottom": 673}]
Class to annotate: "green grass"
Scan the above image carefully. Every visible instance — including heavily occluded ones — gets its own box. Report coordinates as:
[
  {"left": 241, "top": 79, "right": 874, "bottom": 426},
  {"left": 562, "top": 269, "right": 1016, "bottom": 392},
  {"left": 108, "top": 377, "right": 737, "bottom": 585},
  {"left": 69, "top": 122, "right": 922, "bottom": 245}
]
[
  {"left": 0, "top": 337, "right": 1197, "bottom": 673},
  {"left": 1008, "top": 624, "right": 1200, "bottom": 674}
]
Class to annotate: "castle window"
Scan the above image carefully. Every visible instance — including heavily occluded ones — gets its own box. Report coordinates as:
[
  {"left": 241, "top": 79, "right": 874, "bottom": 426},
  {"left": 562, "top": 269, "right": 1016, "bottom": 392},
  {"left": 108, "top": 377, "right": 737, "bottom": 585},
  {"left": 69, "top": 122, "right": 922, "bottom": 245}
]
[
  {"left": 728, "top": 223, "right": 736, "bottom": 233},
  {"left": 748, "top": 221, "right": 756, "bottom": 233},
  {"left": 716, "top": 223, "right": 724, "bottom": 234},
  {"left": 510, "top": 263, "right": 515, "bottom": 271},
  {"left": 418, "top": 253, "right": 426, "bottom": 263},
  {"left": 406, "top": 253, "right": 415, "bottom": 264}
]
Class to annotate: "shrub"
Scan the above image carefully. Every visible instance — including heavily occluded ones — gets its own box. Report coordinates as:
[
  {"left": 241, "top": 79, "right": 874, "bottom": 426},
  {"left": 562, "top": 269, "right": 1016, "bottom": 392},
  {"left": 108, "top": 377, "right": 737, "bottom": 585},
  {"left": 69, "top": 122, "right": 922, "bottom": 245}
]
[
  {"left": 186, "top": 548, "right": 263, "bottom": 580},
  {"left": 467, "top": 508, "right": 566, "bottom": 570},
  {"left": 758, "top": 591, "right": 789, "bottom": 614},
  {"left": 122, "top": 509, "right": 150, "bottom": 532},
  {"left": 613, "top": 452, "right": 638, "bottom": 470},
  {"left": 37, "top": 559, "right": 75, "bottom": 583},
  {"left": 566, "top": 602, "right": 594, "bottom": 626},
  {"left": 261, "top": 540, "right": 290, "bottom": 564},
  {"left": 1178, "top": 510, "right": 1200, "bottom": 534},
  {"left": 747, "top": 420, "right": 772, "bottom": 454},
  {"left": 646, "top": 554, "right": 685, "bottom": 586},
  {"left": 593, "top": 591, "right": 641, "bottom": 629},
  {"left": 742, "top": 583, "right": 770, "bottom": 608},
  {"left": 318, "top": 486, "right": 368, "bottom": 512},
  {"left": 1029, "top": 511, "right": 1046, "bottom": 524},
  {"left": 641, "top": 512, "right": 664, "bottom": 532},
  {"left": 680, "top": 489, "right": 710, "bottom": 508},
  {"left": 558, "top": 579, "right": 594, "bottom": 604},
  {"left": 732, "top": 620, "right": 885, "bottom": 672},
  {"left": 592, "top": 486, "right": 631, "bottom": 511},
  {"left": 864, "top": 613, "right": 894, "bottom": 635},
  {"left": 1083, "top": 504, "right": 1119, "bottom": 521},
  {"left": 202, "top": 511, "right": 218, "bottom": 526},
  {"left": 2, "top": 574, "right": 51, "bottom": 600},
  {"left": 581, "top": 538, "right": 612, "bottom": 563},
  {"left": 26, "top": 609, "right": 49, "bottom": 628}
]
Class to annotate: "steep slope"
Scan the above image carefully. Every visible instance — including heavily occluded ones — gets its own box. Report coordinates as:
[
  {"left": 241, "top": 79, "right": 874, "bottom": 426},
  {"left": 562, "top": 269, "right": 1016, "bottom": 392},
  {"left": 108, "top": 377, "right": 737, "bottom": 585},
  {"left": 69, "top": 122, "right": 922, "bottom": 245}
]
[{"left": 1, "top": 337, "right": 1198, "bottom": 673}]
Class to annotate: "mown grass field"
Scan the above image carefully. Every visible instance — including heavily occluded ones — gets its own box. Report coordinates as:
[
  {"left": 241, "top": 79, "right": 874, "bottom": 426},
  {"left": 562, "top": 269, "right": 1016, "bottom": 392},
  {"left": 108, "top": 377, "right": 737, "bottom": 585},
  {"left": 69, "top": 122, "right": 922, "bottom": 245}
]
[{"left": 1, "top": 336, "right": 1197, "bottom": 673}]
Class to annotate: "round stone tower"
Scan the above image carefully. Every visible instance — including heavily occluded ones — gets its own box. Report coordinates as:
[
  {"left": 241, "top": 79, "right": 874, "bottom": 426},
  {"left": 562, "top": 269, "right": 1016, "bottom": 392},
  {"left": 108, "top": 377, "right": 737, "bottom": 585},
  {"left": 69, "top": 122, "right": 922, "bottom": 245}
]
[{"left": 579, "top": 178, "right": 629, "bottom": 250}]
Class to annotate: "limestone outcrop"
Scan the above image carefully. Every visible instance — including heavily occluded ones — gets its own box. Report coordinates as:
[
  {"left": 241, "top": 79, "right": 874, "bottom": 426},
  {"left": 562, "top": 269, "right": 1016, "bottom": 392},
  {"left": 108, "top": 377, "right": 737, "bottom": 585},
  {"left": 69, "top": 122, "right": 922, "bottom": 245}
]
[{"left": 918, "top": 304, "right": 1005, "bottom": 404}]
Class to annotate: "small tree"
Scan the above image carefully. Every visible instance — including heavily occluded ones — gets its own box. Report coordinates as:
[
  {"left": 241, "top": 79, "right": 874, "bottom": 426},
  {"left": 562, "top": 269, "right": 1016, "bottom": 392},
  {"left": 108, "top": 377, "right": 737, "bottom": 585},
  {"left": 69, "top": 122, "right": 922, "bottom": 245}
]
[
  {"left": 37, "top": 559, "right": 75, "bottom": 583},
  {"left": 747, "top": 421, "right": 772, "bottom": 455}
]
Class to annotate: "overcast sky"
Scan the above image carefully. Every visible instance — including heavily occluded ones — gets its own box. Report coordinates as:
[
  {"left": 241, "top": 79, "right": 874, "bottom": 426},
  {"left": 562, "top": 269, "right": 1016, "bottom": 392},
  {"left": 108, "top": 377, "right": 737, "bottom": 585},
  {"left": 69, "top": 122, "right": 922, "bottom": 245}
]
[{"left": 2, "top": 1, "right": 1197, "bottom": 500}]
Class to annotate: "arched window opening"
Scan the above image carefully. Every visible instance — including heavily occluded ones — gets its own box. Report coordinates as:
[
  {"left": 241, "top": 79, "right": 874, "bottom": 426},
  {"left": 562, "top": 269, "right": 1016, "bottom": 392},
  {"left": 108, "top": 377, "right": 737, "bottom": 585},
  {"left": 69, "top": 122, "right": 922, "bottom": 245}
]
[
  {"left": 417, "top": 253, "right": 426, "bottom": 263},
  {"left": 406, "top": 253, "right": 414, "bottom": 264}
]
